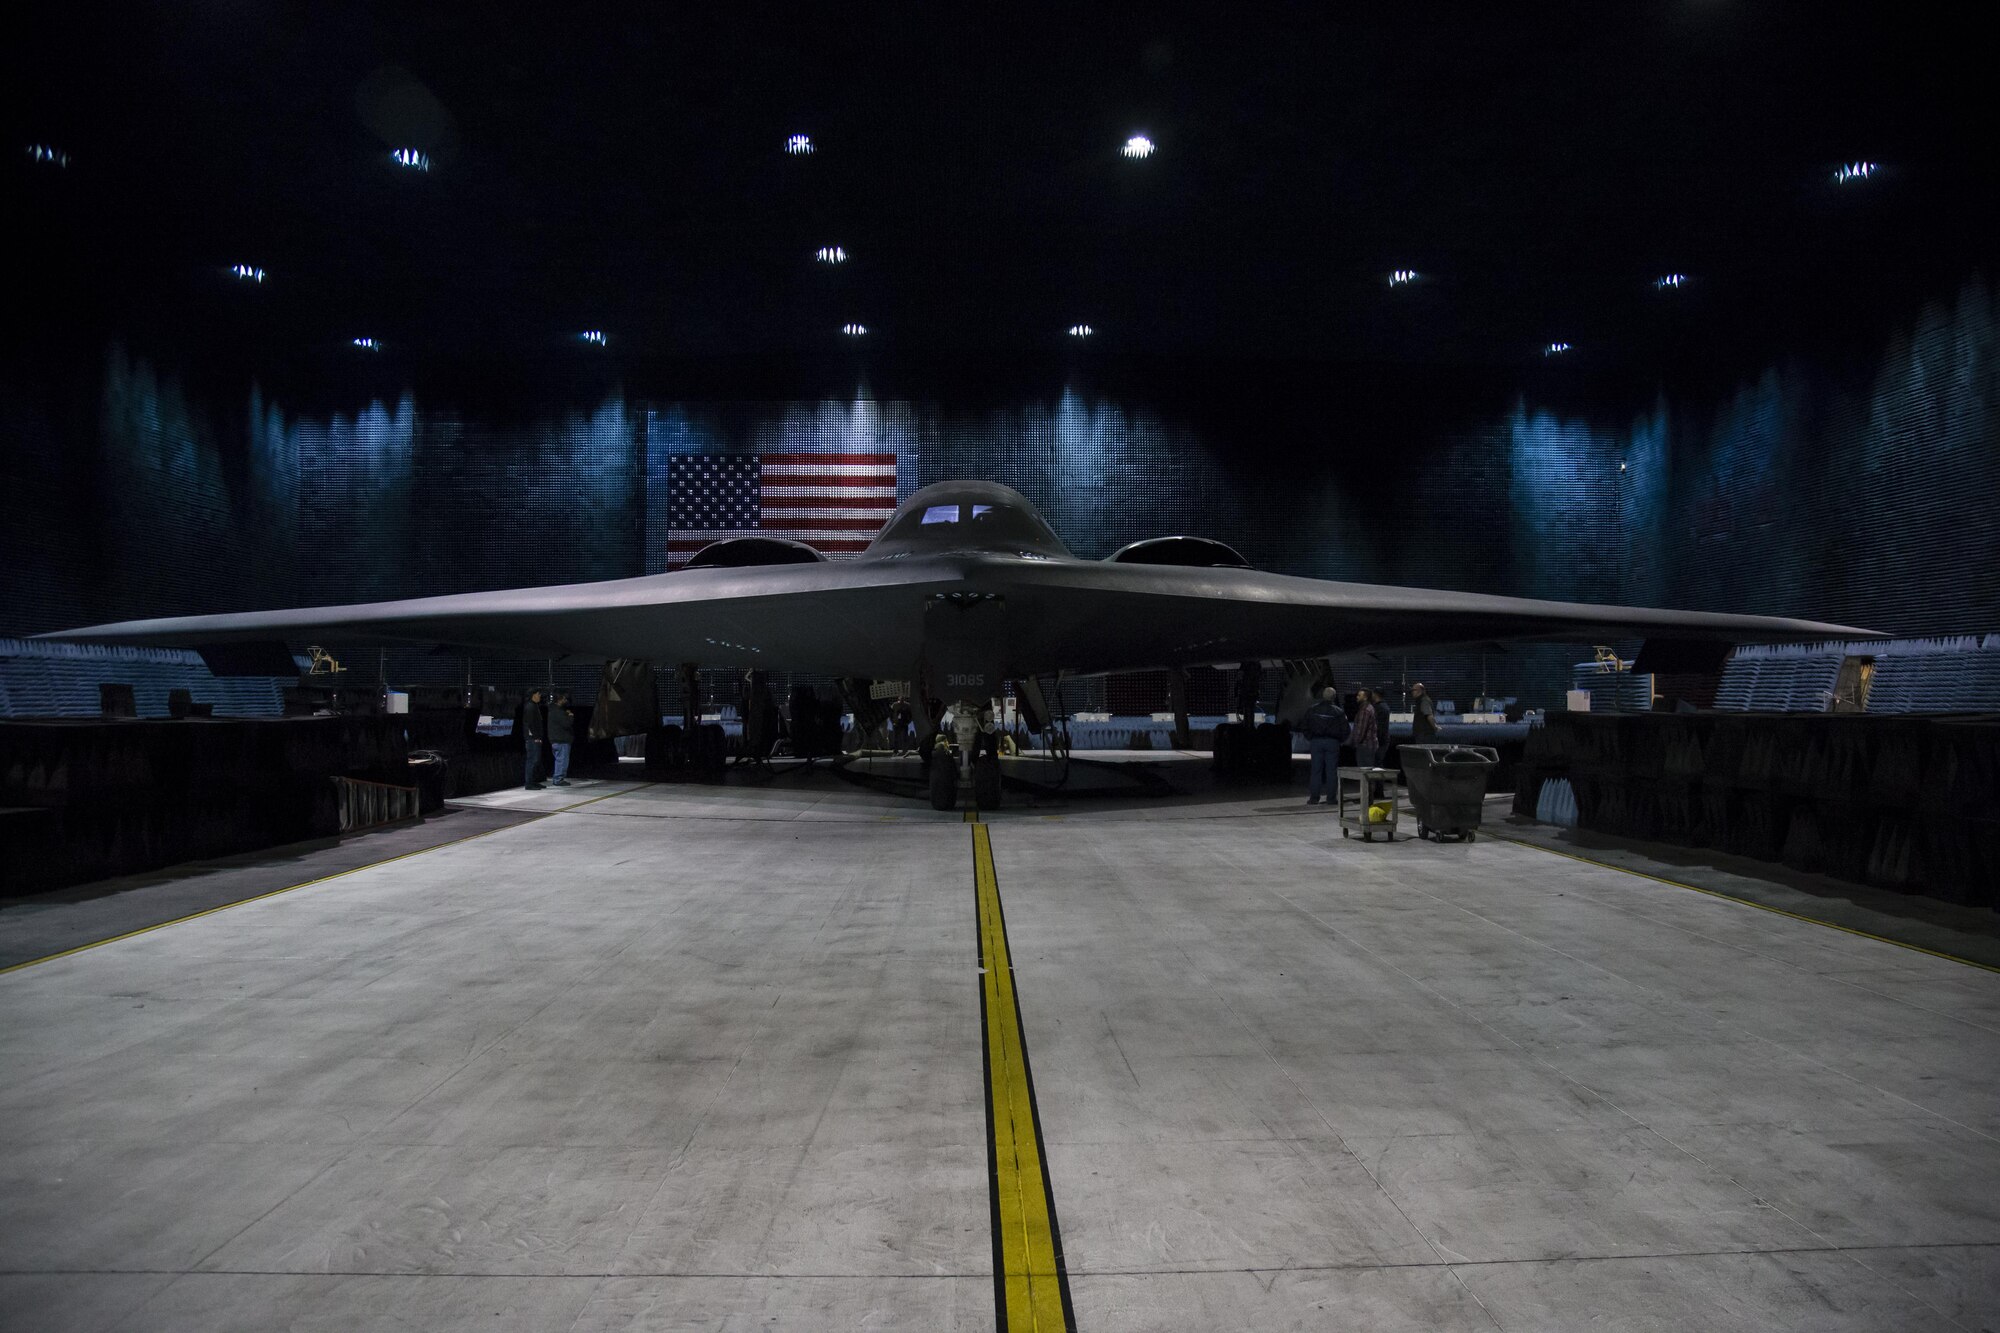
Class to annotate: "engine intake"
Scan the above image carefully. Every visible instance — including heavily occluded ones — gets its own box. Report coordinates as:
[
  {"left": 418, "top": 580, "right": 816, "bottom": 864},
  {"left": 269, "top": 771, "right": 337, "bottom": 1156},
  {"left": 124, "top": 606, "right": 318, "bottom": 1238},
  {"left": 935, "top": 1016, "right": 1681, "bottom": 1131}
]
[{"left": 681, "top": 537, "right": 827, "bottom": 570}]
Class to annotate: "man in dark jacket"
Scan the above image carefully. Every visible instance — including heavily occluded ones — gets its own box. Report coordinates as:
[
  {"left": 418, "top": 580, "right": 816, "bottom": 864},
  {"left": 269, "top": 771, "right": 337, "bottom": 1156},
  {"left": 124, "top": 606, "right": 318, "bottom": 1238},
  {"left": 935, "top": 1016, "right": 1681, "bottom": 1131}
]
[
  {"left": 1350, "top": 688, "right": 1381, "bottom": 769},
  {"left": 1410, "top": 682, "right": 1439, "bottom": 744},
  {"left": 522, "top": 688, "right": 547, "bottom": 790},
  {"left": 1298, "top": 686, "right": 1350, "bottom": 805},
  {"left": 549, "top": 692, "right": 576, "bottom": 786},
  {"left": 1372, "top": 689, "right": 1394, "bottom": 769}
]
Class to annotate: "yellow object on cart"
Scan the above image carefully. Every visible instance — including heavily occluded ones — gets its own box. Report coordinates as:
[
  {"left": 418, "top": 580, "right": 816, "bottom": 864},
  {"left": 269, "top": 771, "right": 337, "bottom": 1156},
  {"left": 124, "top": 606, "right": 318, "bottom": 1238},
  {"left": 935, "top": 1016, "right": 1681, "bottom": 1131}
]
[{"left": 1367, "top": 802, "right": 1391, "bottom": 823}]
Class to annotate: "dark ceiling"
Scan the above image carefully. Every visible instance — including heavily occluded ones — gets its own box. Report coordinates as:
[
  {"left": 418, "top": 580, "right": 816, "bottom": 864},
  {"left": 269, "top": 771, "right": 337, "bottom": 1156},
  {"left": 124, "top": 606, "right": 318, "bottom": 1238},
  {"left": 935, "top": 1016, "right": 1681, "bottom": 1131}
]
[{"left": 12, "top": 3, "right": 1995, "bottom": 377}]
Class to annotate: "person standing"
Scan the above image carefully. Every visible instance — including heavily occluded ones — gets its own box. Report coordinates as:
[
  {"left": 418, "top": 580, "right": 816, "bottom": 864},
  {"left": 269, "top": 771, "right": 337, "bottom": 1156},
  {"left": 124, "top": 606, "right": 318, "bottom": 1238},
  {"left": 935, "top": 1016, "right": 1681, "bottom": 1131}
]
[
  {"left": 1372, "top": 687, "right": 1394, "bottom": 769},
  {"left": 889, "top": 695, "right": 914, "bottom": 754},
  {"left": 1351, "top": 688, "right": 1381, "bottom": 769},
  {"left": 548, "top": 692, "right": 575, "bottom": 786},
  {"left": 522, "top": 688, "right": 547, "bottom": 790},
  {"left": 1410, "top": 682, "right": 1439, "bottom": 745},
  {"left": 1298, "top": 685, "right": 1350, "bottom": 805}
]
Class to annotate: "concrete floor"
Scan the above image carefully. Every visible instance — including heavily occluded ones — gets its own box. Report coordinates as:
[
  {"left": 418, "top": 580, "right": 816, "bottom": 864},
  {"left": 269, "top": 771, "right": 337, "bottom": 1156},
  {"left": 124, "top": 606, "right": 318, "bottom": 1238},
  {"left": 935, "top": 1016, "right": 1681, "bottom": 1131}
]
[{"left": 3, "top": 760, "right": 1998, "bottom": 1331}]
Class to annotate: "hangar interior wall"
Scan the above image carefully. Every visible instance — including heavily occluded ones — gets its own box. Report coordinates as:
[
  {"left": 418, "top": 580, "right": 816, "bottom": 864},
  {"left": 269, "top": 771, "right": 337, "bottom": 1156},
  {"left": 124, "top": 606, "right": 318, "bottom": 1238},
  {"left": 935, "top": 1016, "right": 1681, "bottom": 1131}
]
[{"left": 1, "top": 278, "right": 1994, "bottom": 710}]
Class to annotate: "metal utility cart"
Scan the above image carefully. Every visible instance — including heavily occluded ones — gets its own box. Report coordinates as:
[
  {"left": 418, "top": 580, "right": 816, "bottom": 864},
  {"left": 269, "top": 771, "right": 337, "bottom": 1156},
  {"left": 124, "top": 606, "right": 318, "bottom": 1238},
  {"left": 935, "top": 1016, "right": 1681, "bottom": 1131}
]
[
  {"left": 1337, "top": 766, "right": 1400, "bottom": 841},
  {"left": 1400, "top": 744, "right": 1500, "bottom": 841}
]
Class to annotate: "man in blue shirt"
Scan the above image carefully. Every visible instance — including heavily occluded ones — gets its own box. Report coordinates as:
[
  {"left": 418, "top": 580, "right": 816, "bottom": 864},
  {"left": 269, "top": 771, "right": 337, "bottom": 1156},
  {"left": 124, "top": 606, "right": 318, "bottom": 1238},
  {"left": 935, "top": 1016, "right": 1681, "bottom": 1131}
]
[
  {"left": 548, "top": 692, "right": 576, "bottom": 786},
  {"left": 1298, "top": 687, "right": 1350, "bottom": 805}
]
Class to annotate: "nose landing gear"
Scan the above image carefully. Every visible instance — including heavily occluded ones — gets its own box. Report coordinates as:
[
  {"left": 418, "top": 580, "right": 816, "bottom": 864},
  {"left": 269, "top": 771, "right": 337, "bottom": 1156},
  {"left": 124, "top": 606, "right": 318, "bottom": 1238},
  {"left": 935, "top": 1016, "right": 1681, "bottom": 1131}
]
[{"left": 925, "top": 697, "right": 1003, "bottom": 812}]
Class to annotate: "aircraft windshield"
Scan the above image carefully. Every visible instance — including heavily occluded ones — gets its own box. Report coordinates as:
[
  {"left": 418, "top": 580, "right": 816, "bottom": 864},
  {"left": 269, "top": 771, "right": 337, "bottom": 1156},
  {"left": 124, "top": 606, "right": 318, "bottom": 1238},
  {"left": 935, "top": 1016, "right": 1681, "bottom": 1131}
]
[{"left": 870, "top": 485, "right": 1073, "bottom": 558}]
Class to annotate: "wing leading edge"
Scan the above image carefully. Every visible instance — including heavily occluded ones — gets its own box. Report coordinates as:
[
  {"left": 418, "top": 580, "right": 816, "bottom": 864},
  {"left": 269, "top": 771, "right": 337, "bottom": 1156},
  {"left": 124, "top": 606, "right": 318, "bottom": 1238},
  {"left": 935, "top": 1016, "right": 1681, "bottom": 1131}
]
[
  {"left": 984, "top": 559, "right": 1880, "bottom": 675},
  {"left": 38, "top": 551, "right": 1880, "bottom": 680}
]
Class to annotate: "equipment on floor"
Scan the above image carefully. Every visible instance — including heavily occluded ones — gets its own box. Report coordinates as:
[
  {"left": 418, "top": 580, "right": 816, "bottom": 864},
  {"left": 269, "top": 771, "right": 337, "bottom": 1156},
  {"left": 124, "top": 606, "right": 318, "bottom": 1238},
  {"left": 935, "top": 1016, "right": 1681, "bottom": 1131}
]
[
  {"left": 1337, "top": 765, "right": 1400, "bottom": 842},
  {"left": 1401, "top": 744, "right": 1499, "bottom": 842}
]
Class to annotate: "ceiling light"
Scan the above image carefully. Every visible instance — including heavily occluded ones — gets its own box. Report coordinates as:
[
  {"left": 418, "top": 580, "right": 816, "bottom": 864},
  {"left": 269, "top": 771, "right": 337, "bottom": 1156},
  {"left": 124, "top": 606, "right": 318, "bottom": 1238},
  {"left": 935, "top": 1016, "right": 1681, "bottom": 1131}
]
[
  {"left": 1389, "top": 269, "right": 1418, "bottom": 286},
  {"left": 816, "top": 245, "right": 847, "bottom": 263},
  {"left": 786, "top": 134, "right": 814, "bottom": 155},
  {"left": 352, "top": 337, "right": 381, "bottom": 350},
  {"left": 1833, "top": 161, "right": 1876, "bottom": 184},
  {"left": 230, "top": 264, "right": 265, "bottom": 283},
  {"left": 841, "top": 323, "right": 867, "bottom": 336},
  {"left": 1068, "top": 324, "right": 1093, "bottom": 337},
  {"left": 1655, "top": 273, "right": 1687, "bottom": 290},
  {"left": 580, "top": 330, "right": 606, "bottom": 345},
  {"left": 25, "top": 144, "right": 70, "bottom": 167},
  {"left": 390, "top": 147, "right": 430, "bottom": 171},
  {"left": 1122, "top": 134, "right": 1155, "bottom": 159},
  {"left": 1544, "top": 341, "right": 1571, "bottom": 357}
]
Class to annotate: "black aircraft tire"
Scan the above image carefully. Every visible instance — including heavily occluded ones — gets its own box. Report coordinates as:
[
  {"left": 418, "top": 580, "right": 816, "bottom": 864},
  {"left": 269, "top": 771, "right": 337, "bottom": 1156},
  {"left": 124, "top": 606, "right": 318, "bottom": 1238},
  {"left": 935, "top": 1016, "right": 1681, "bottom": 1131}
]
[
  {"left": 972, "top": 754, "right": 1002, "bottom": 809},
  {"left": 929, "top": 757, "right": 959, "bottom": 811}
]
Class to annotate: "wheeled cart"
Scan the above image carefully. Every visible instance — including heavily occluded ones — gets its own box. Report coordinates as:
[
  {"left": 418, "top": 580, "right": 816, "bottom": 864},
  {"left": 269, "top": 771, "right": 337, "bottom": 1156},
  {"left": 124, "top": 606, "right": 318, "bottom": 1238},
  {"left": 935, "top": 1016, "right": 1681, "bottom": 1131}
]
[
  {"left": 1400, "top": 744, "right": 1500, "bottom": 841},
  {"left": 1337, "top": 766, "right": 1400, "bottom": 841}
]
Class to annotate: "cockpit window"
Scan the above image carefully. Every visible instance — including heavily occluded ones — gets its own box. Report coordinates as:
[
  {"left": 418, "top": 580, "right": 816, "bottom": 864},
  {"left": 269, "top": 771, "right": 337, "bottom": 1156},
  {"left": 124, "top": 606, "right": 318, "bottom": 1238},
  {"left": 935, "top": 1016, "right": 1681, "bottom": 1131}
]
[{"left": 869, "top": 485, "right": 1075, "bottom": 558}]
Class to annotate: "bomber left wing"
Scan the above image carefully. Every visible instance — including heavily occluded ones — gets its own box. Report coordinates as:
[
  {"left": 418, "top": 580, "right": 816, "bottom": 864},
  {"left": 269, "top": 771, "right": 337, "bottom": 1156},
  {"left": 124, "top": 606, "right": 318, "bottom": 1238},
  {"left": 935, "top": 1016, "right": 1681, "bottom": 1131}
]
[{"left": 35, "top": 559, "right": 961, "bottom": 679}]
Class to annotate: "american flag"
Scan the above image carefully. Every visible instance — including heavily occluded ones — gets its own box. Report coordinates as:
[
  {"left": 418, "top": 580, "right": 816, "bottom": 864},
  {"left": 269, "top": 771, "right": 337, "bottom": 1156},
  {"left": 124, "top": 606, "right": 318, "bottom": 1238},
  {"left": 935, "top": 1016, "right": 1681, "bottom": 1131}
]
[{"left": 667, "top": 452, "right": 901, "bottom": 567}]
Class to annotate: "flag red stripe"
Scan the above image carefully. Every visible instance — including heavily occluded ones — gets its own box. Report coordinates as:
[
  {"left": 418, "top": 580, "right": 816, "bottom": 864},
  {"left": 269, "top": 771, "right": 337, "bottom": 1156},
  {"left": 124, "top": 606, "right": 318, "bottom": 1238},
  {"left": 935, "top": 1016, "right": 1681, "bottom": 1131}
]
[
  {"left": 761, "top": 474, "right": 897, "bottom": 488},
  {"left": 761, "top": 516, "right": 890, "bottom": 531},
  {"left": 756, "top": 492, "right": 900, "bottom": 504},
  {"left": 760, "top": 453, "right": 897, "bottom": 466},
  {"left": 669, "top": 542, "right": 873, "bottom": 556}
]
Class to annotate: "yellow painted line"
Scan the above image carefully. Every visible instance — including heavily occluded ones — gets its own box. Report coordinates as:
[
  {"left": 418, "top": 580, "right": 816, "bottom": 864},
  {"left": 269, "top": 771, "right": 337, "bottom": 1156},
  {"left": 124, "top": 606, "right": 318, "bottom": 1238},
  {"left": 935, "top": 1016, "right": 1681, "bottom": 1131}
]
[
  {"left": 554, "top": 780, "right": 658, "bottom": 814},
  {"left": 964, "top": 808, "right": 980, "bottom": 824},
  {"left": 972, "top": 823, "right": 1074, "bottom": 1331},
  {"left": 1492, "top": 833, "right": 2000, "bottom": 975},
  {"left": 0, "top": 819, "right": 524, "bottom": 978}
]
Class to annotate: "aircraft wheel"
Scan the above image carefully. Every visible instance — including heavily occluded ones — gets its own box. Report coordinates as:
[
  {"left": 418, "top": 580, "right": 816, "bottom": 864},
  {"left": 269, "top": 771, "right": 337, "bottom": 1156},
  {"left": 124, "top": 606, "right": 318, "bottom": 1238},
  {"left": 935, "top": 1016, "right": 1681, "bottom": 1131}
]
[
  {"left": 972, "top": 753, "right": 1002, "bottom": 809},
  {"left": 928, "top": 757, "right": 958, "bottom": 811}
]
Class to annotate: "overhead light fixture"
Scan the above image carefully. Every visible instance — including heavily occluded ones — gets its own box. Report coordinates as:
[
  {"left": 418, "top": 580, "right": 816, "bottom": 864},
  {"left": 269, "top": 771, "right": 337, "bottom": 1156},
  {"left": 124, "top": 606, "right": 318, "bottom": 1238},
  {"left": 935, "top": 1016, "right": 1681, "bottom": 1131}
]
[
  {"left": 352, "top": 337, "right": 381, "bottom": 351},
  {"left": 786, "top": 134, "right": 814, "bottom": 155},
  {"left": 390, "top": 147, "right": 431, "bottom": 172},
  {"left": 25, "top": 144, "right": 70, "bottom": 167},
  {"left": 816, "top": 245, "right": 847, "bottom": 263},
  {"left": 230, "top": 264, "right": 266, "bottom": 283},
  {"left": 841, "top": 323, "right": 867, "bottom": 336},
  {"left": 1068, "top": 324, "right": 1093, "bottom": 337},
  {"left": 580, "top": 330, "right": 607, "bottom": 345},
  {"left": 1833, "top": 161, "right": 1876, "bottom": 184},
  {"left": 1122, "top": 134, "right": 1155, "bottom": 159},
  {"left": 1544, "top": 341, "right": 1571, "bottom": 357},
  {"left": 1389, "top": 269, "right": 1418, "bottom": 286},
  {"left": 1655, "top": 273, "right": 1687, "bottom": 290}
]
